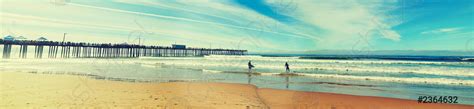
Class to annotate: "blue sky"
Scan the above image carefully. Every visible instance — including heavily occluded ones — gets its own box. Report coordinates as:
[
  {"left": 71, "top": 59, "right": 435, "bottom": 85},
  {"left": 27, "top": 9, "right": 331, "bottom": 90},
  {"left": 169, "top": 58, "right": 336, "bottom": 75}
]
[{"left": 1, "top": 0, "right": 473, "bottom": 52}]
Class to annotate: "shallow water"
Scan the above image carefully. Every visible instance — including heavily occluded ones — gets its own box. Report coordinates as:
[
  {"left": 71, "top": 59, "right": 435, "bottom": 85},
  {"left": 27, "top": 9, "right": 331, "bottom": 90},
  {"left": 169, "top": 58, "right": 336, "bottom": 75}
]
[{"left": 0, "top": 55, "right": 473, "bottom": 105}]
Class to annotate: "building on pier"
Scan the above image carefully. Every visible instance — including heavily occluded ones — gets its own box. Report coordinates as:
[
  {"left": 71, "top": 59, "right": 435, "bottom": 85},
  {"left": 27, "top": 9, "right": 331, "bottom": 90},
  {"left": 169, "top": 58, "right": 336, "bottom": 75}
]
[
  {"left": 0, "top": 39, "right": 247, "bottom": 59},
  {"left": 37, "top": 37, "right": 48, "bottom": 41},
  {"left": 172, "top": 44, "right": 186, "bottom": 49},
  {"left": 3, "top": 35, "right": 15, "bottom": 41}
]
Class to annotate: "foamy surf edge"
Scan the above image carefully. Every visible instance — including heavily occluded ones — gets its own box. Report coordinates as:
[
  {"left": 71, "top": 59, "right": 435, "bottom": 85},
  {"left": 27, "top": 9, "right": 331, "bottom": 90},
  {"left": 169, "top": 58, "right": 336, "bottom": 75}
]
[{"left": 294, "top": 73, "right": 474, "bottom": 86}]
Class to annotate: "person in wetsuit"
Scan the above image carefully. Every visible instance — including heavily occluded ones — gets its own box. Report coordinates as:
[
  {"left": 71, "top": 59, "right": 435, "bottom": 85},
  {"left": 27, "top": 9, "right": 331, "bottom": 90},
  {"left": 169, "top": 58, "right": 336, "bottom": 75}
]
[
  {"left": 247, "top": 61, "right": 255, "bottom": 84},
  {"left": 248, "top": 61, "right": 254, "bottom": 73},
  {"left": 285, "top": 62, "right": 290, "bottom": 73}
]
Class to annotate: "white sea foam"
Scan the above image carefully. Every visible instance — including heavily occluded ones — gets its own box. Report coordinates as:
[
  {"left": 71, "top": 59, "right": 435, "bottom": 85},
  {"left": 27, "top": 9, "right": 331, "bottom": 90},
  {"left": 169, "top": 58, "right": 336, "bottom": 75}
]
[
  {"left": 167, "top": 56, "right": 474, "bottom": 85},
  {"left": 202, "top": 69, "right": 222, "bottom": 73},
  {"left": 462, "top": 58, "right": 474, "bottom": 61},
  {"left": 257, "top": 72, "right": 281, "bottom": 76},
  {"left": 138, "top": 56, "right": 473, "bottom": 77},
  {"left": 296, "top": 73, "right": 474, "bottom": 86},
  {"left": 1, "top": 56, "right": 472, "bottom": 86}
]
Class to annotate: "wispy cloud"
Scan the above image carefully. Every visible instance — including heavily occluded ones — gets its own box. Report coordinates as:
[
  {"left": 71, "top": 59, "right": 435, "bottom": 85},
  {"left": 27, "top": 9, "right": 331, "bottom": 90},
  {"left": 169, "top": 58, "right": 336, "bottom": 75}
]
[
  {"left": 421, "top": 27, "right": 462, "bottom": 34},
  {"left": 1, "top": 0, "right": 471, "bottom": 52},
  {"left": 291, "top": 0, "right": 402, "bottom": 49}
]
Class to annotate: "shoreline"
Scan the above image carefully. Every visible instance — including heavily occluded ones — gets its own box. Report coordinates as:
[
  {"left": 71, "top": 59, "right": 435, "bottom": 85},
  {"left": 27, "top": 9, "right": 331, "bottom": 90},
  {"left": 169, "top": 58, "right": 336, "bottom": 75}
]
[{"left": 1, "top": 72, "right": 472, "bottom": 108}]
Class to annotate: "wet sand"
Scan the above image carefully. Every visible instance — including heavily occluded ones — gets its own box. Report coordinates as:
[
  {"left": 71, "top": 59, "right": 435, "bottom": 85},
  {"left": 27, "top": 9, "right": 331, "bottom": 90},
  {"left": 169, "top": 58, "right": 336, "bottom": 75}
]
[
  {"left": 1, "top": 72, "right": 472, "bottom": 109},
  {"left": 258, "top": 89, "right": 473, "bottom": 109}
]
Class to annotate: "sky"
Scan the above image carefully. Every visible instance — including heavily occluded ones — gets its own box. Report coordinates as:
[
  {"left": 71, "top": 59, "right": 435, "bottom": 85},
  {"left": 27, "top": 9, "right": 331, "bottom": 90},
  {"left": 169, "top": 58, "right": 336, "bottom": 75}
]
[{"left": 1, "top": 0, "right": 473, "bottom": 53}]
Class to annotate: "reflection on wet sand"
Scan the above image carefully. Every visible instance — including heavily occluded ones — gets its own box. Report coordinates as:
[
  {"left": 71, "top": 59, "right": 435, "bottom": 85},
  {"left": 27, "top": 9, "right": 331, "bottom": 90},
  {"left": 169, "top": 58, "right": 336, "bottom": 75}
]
[{"left": 2, "top": 72, "right": 472, "bottom": 109}]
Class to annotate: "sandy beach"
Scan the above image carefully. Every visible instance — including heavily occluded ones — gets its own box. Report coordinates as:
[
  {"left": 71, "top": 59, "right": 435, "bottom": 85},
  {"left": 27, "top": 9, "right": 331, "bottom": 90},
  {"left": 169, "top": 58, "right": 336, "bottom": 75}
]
[{"left": 1, "top": 72, "right": 472, "bottom": 109}]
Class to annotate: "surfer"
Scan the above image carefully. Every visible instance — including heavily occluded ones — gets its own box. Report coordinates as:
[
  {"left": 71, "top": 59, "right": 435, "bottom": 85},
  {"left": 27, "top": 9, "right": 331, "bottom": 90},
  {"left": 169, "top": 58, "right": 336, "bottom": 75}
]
[
  {"left": 248, "top": 61, "right": 254, "bottom": 73},
  {"left": 285, "top": 62, "right": 290, "bottom": 73}
]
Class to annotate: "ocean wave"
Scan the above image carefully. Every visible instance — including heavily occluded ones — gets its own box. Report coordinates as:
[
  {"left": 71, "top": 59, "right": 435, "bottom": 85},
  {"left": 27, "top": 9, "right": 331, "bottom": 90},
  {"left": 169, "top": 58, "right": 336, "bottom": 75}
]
[
  {"left": 204, "top": 55, "right": 300, "bottom": 61},
  {"left": 299, "top": 55, "right": 474, "bottom": 62},
  {"left": 168, "top": 55, "right": 472, "bottom": 76},
  {"left": 462, "top": 58, "right": 474, "bottom": 61},
  {"left": 295, "top": 73, "right": 474, "bottom": 86},
  {"left": 190, "top": 67, "right": 474, "bottom": 86},
  {"left": 141, "top": 58, "right": 473, "bottom": 77},
  {"left": 2, "top": 57, "right": 472, "bottom": 86}
]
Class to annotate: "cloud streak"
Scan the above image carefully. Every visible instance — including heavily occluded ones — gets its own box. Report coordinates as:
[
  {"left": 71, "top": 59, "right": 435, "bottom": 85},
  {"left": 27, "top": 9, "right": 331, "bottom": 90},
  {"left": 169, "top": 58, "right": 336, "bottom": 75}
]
[
  {"left": 1, "top": 0, "right": 471, "bottom": 52},
  {"left": 421, "top": 27, "right": 462, "bottom": 35}
]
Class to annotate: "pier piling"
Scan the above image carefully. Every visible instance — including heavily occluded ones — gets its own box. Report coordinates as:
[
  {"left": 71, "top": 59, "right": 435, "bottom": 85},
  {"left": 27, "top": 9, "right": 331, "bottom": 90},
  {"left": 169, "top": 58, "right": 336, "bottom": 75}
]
[{"left": 0, "top": 40, "right": 247, "bottom": 59}]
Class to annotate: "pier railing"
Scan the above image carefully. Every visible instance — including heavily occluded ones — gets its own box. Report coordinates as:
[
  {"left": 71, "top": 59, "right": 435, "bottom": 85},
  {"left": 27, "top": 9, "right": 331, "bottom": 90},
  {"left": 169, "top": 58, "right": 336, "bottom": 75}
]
[{"left": 0, "top": 39, "right": 247, "bottom": 59}]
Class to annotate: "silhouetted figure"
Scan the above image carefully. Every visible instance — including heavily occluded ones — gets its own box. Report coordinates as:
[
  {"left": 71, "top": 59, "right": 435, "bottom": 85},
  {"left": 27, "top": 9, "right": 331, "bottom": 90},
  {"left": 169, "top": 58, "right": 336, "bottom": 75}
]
[
  {"left": 248, "top": 61, "right": 254, "bottom": 73},
  {"left": 285, "top": 62, "right": 290, "bottom": 73},
  {"left": 247, "top": 61, "right": 255, "bottom": 84}
]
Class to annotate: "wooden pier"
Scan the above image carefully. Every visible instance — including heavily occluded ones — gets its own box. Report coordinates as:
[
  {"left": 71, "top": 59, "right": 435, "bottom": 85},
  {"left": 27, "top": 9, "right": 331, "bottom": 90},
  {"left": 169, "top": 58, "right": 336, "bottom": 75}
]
[{"left": 0, "top": 39, "right": 247, "bottom": 59}]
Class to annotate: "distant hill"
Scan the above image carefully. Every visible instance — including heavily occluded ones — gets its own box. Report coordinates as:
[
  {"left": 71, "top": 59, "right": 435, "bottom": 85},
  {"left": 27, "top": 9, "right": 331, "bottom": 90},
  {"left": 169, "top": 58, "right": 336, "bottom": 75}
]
[{"left": 251, "top": 50, "right": 474, "bottom": 56}]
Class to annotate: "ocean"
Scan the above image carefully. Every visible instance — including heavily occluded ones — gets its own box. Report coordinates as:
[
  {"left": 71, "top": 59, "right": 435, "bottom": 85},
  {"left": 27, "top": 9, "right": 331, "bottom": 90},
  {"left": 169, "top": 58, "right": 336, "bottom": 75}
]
[{"left": 0, "top": 54, "right": 473, "bottom": 105}]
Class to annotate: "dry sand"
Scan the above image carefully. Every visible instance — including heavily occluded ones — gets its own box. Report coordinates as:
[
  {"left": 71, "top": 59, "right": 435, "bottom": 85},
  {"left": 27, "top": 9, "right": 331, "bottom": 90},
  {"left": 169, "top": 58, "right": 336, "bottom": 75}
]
[{"left": 1, "top": 72, "right": 472, "bottom": 109}]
